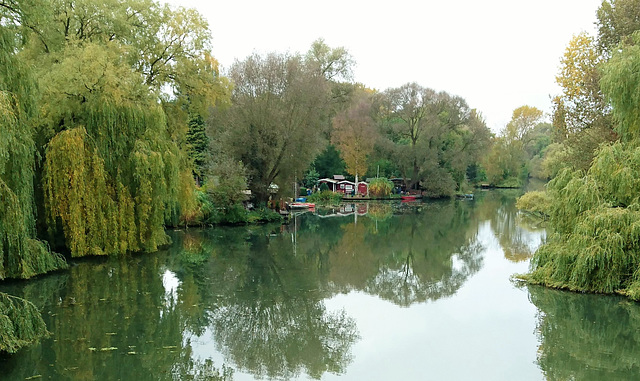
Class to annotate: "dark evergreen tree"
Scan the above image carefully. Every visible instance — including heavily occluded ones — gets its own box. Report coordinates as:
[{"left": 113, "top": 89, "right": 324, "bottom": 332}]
[
  {"left": 314, "top": 144, "right": 346, "bottom": 179},
  {"left": 187, "top": 114, "right": 209, "bottom": 182}
]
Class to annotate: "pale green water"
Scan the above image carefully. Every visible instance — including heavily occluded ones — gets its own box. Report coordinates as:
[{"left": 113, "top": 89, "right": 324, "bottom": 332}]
[{"left": 1, "top": 191, "right": 639, "bottom": 380}]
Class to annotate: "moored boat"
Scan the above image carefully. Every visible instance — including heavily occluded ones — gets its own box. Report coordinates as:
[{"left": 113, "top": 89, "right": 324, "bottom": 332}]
[{"left": 289, "top": 202, "right": 316, "bottom": 209}]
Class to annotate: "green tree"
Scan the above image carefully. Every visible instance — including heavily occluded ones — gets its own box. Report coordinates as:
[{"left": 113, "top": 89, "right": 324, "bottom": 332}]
[
  {"left": 204, "top": 156, "right": 248, "bottom": 207},
  {"left": 601, "top": 32, "right": 640, "bottom": 142},
  {"left": 378, "top": 83, "right": 438, "bottom": 190},
  {"left": 551, "top": 33, "right": 616, "bottom": 172},
  {"left": 555, "top": 33, "right": 608, "bottom": 134},
  {"left": 438, "top": 108, "right": 492, "bottom": 191},
  {"left": 525, "top": 122, "right": 553, "bottom": 180},
  {"left": 187, "top": 114, "right": 209, "bottom": 181},
  {"left": 525, "top": 37, "right": 640, "bottom": 298},
  {"left": 302, "top": 166, "right": 320, "bottom": 189},
  {"left": 0, "top": 20, "right": 66, "bottom": 354},
  {"left": 597, "top": 0, "right": 640, "bottom": 56},
  {"left": 211, "top": 51, "right": 331, "bottom": 202},
  {"left": 305, "top": 38, "right": 354, "bottom": 82},
  {"left": 0, "top": 22, "right": 67, "bottom": 278},
  {"left": 376, "top": 83, "right": 490, "bottom": 195},
  {"left": 313, "top": 144, "right": 346, "bottom": 179},
  {"left": 2, "top": 0, "right": 228, "bottom": 257},
  {"left": 484, "top": 106, "right": 546, "bottom": 186}
]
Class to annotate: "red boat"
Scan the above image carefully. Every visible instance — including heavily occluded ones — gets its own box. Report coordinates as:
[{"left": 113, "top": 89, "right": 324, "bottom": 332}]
[
  {"left": 289, "top": 202, "right": 316, "bottom": 209},
  {"left": 401, "top": 195, "right": 417, "bottom": 201}
]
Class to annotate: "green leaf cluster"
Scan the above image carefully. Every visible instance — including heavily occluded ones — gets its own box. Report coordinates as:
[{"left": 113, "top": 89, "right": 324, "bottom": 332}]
[
  {"left": 368, "top": 177, "right": 393, "bottom": 198},
  {"left": 0, "top": 292, "right": 49, "bottom": 354},
  {"left": 525, "top": 142, "right": 640, "bottom": 298},
  {"left": 0, "top": 27, "right": 67, "bottom": 279},
  {"left": 515, "top": 190, "right": 551, "bottom": 218},
  {"left": 307, "top": 190, "right": 343, "bottom": 206}
]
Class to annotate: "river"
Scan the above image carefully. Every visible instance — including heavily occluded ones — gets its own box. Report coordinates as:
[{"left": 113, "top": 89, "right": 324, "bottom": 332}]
[{"left": 1, "top": 190, "right": 638, "bottom": 380}]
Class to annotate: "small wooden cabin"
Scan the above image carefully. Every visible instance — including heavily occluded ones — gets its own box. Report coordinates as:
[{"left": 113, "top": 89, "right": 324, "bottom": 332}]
[
  {"left": 357, "top": 182, "right": 368, "bottom": 195},
  {"left": 318, "top": 176, "right": 368, "bottom": 196},
  {"left": 318, "top": 178, "right": 338, "bottom": 192},
  {"left": 337, "top": 180, "right": 355, "bottom": 194}
]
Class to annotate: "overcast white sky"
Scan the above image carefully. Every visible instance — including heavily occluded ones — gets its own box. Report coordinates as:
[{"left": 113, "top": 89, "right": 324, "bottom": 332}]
[{"left": 167, "top": 0, "right": 602, "bottom": 132}]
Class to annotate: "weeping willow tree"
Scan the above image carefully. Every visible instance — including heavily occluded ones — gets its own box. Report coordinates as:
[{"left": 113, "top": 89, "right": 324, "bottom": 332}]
[
  {"left": 43, "top": 102, "right": 195, "bottom": 257},
  {"left": 0, "top": 26, "right": 65, "bottom": 352},
  {"left": 0, "top": 25, "right": 67, "bottom": 279},
  {"left": 524, "top": 32, "right": 640, "bottom": 300},
  {"left": 26, "top": 11, "right": 205, "bottom": 257},
  {"left": 0, "top": 293, "right": 49, "bottom": 353}
]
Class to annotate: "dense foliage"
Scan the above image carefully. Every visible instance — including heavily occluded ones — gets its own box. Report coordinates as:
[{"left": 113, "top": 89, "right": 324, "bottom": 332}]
[
  {"left": 368, "top": 178, "right": 394, "bottom": 198},
  {"left": 515, "top": 190, "right": 550, "bottom": 219},
  {"left": 8, "top": 0, "right": 639, "bottom": 356},
  {"left": 209, "top": 50, "right": 332, "bottom": 203},
  {"left": 307, "top": 190, "right": 343, "bottom": 206},
  {"left": 525, "top": 143, "right": 640, "bottom": 298},
  {"left": 484, "top": 106, "right": 551, "bottom": 187},
  {"left": 371, "top": 83, "right": 491, "bottom": 196},
  {"left": 0, "top": 0, "right": 227, "bottom": 353},
  {"left": 523, "top": 1, "right": 640, "bottom": 299},
  {"left": 0, "top": 293, "right": 49, "bottom": 353},
  {"left": 0, "top": 25, "right": 67, "bottom": 279}
]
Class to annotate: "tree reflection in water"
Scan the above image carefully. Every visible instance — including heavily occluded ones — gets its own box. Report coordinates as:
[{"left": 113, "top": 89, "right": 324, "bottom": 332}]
[
  {"left": 0, "top": 254, "right": 233, "bottom": 381},
  {"left": 0, "top": 192, "right": 543, "bottom": 381},
  {"left": 529, "top": 285, "right": 640, "bottom": 380},
  {"left": 317, "top": 200, "right": 484, "bottom": 306},
  {"left": 199, "top": 232, "right": 359, "bottom": 380},
  {"left": 477, "top": 190, "right": 547, "bottom": 263}
]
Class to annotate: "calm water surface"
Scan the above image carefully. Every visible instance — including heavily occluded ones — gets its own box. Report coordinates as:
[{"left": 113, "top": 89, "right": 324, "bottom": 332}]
[{"left": 1, "top": 191, "right": 639, "bottom": 380}]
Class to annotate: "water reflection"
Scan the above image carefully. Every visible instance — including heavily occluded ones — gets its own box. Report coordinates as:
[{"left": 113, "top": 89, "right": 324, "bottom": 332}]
[
  {"left": 0, "top": 255, "right": 232, "bottom": 381},
  {"left": 0, "top": 198, "right": 493, "bottom": 380},
  {"left": 476, "top": 190, "right": 547, "bottom": 263},
  {"left": 0, "top": 191, "right": 593, "bottom": 381},
  {"left": 529, "top": 285, "right": 640, "bottom": 380},
  {"left": 194, "top": 230, "right": 359, "bottom": 380},
  {"left": 309, "top": 201, "right": 485, "bottom": 306}
]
